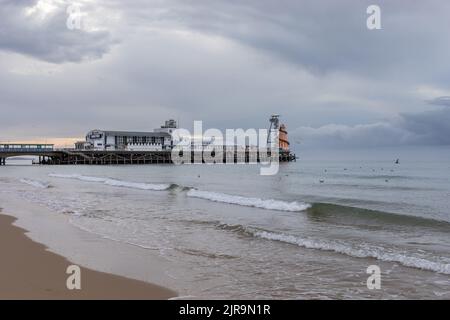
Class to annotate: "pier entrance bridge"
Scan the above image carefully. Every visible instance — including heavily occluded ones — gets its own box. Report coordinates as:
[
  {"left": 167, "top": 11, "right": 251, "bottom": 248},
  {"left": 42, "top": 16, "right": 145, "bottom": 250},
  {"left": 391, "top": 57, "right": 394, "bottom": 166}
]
[{"left": 0, "top": 144, "right": 56, "bottom": 165}]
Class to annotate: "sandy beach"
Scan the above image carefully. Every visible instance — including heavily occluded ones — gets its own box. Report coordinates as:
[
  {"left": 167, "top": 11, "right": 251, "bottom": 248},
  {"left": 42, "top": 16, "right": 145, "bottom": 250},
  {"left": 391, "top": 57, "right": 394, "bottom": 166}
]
[{"left": 0, "top": 213, "right": 176, "bottom": 300}]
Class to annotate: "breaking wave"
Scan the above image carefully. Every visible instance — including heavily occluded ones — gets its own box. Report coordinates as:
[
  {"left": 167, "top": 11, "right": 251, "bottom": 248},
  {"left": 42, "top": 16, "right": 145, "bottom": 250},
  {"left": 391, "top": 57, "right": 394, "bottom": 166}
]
[
  {"left": 48, "top": 174, "right": 311, "bottom": 212},
  {"left": 48, "top": 174, "right": 171, "bottom": 191},
  {"left": 181, "top": 218, "right": 450, "bottom": 274},
  {"left": 187, "top": 189, "right": 311, "bottom": 212},
  {"left": 253, "top": 230, "right": 450, "bottom": 274},
  {"left": 20, "top": 178, "right": 50, "bottom": 189}
]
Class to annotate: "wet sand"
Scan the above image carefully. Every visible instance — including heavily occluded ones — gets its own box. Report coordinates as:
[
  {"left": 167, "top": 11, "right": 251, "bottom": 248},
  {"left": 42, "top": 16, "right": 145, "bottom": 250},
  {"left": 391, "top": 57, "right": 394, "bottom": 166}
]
[{"left": 0, "top": 214, "right": 177, "bottom": 299}]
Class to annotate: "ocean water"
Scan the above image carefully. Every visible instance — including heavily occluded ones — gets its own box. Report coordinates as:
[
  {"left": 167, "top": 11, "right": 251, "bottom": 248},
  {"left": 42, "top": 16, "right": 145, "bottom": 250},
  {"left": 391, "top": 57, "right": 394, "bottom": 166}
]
[{"left": 1, "top": 148, "right": 450, "bottom": 299}]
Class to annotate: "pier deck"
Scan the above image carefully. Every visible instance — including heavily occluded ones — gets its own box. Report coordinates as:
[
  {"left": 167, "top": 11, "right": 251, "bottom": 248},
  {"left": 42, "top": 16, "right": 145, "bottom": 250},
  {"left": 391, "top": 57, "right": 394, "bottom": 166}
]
[
  {"left": 0, "top": 148, "right": 296, "bottom": 165},
  {"left": 0, "top": 150, "right": 296, "bottom": 165}
]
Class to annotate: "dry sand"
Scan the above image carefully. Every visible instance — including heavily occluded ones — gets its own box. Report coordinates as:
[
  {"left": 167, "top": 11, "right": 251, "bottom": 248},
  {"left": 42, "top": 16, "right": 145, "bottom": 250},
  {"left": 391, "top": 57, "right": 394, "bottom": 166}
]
[{"left": 0, "top": 213, "right": 177, "bottom": 299}]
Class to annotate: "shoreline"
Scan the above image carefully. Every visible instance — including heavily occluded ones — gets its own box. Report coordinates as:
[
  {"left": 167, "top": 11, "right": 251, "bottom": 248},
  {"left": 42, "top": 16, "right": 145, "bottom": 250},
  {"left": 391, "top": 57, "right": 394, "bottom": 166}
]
[{"left": 0, "top": 213, "right": 177, "bottom": 299}]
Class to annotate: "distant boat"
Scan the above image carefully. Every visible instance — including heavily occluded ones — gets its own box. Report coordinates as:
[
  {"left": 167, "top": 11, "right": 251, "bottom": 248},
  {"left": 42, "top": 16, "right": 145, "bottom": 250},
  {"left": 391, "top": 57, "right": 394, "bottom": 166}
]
[{"left": 395, "top": 159, "right": 400, "bottom": 164}]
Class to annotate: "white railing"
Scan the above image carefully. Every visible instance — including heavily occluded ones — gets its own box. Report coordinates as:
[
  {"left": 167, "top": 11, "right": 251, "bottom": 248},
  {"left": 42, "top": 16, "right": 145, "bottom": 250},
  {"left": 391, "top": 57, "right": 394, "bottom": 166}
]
[{"left": 0, "top": 144, "right": 54, "bottom": 152}]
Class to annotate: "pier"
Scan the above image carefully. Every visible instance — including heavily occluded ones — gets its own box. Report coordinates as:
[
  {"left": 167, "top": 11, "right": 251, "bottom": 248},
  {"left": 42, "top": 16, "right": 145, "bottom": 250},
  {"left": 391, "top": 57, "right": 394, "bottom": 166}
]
[
  {"left": 0, "top": 144, "right": 296, "bottom": 165},
  {"left": 0, "top": 116, "right": 298, "bottom": 166}
]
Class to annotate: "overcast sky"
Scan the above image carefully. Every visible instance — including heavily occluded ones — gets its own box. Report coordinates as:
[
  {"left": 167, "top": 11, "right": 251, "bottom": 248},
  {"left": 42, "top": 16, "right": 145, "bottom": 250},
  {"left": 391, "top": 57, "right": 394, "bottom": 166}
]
[{"left": 1, "top": 0, "right": 450, "bottom": 148}]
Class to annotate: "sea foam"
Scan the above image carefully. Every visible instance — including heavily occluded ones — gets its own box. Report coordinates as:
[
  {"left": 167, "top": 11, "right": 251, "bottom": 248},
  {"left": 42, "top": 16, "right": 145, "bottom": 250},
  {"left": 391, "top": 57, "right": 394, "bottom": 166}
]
[
  {"left": 187, "top": 189, "right": 311, "bottom": 212},
  {"left": 253, "top": 230, "right": 450, "bottom": 274},
  {"left": 20, "top": 178, "right": 50, "bottom": 189},
  {"left": 48, "top": 174, "right": 170, "bottom": 191}
]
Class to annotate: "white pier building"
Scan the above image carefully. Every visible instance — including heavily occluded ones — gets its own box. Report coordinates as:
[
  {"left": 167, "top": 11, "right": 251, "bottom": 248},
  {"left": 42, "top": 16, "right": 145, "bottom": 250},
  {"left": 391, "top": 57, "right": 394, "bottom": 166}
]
[{"left": 79, "top": 120, "right": 177, "bottom": 151}]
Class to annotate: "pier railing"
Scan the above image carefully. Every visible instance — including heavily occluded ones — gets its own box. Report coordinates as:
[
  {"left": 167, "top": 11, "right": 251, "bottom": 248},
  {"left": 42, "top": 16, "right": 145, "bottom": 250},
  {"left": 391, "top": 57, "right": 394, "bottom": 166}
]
[{"left": 0, "top": 144, "right": 54, "bottom": 153}]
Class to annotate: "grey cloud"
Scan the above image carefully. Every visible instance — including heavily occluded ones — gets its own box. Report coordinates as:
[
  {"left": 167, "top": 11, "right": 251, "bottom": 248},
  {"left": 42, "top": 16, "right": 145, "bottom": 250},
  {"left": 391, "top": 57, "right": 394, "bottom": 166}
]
[
  {"left": 0, "top": 0, "right": 114, "bottom": 63},
  {"left": 292, "top": 108, "right": 450, "bottom": 148},
  {"left": 123, "top": 0, "right": 450, "bottom": 80},
  {"left": 427, "top": 96, "right": 450, "bottom": 107}
]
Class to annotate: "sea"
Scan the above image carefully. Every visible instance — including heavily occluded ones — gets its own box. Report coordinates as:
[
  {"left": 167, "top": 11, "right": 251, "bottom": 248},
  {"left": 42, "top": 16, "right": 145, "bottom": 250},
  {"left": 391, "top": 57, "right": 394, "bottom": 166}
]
[{"left": 0, "top": 146, "right": 449, "bottom": 299}]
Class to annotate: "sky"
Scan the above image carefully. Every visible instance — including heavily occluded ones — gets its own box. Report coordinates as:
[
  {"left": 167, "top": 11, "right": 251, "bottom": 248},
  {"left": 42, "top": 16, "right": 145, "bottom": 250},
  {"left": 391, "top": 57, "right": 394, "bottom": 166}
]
[{"left": 1, "top": 0, "right": 450, "bottom": 149}]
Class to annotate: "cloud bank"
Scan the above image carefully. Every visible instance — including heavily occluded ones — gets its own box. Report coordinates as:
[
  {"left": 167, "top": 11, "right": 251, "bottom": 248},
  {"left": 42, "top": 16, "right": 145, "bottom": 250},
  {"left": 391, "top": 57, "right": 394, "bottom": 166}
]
[{"left": 292, "top": 107, "right": 450, "bottom": 147}]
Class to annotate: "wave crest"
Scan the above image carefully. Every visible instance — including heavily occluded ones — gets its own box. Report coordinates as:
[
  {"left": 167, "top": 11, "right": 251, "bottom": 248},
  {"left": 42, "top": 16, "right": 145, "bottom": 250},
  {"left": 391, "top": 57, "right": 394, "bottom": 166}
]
[
  {"left": 187, "top": 189, "right": 311, "bottom": 212},
  {"left": 254, "top": 230, "right": 450, "bottom": 274},
  {"left": 49, "top": 174, "right": 170, "bottom": 191},
  {"left": 20, "top": 178, "right": 51, "bottom": 189}
]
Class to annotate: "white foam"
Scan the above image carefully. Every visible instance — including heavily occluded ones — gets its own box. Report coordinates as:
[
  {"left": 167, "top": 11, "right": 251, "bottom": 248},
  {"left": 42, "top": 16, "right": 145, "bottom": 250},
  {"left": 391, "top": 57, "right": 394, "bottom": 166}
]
[
  {"left": 254, "top": 230, "right": 450, "bottom": 274},
  {"left": 48, "top": 173, "right": 81, "bottom": 179},
  {"left": 20, "top": 178, "right": 50, "bottom": 189},
  {"left": 49, "top": 174, "right": 170, "bottom": 191},
  {"left": 187, "top": 189, "right": 311, "bottom": 212},
  {"left": 103, "top": 179, "right": 169, "bottom": 191}
]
